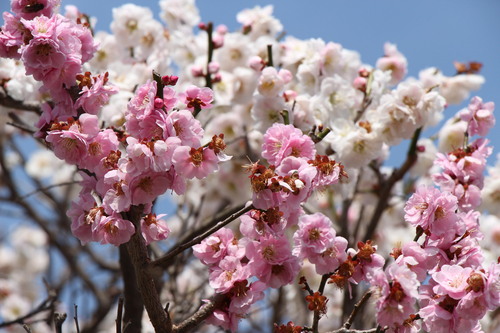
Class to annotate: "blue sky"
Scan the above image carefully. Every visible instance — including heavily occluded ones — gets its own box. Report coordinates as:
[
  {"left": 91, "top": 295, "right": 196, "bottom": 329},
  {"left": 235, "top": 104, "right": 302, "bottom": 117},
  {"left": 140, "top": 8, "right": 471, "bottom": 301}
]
[{"left": 2, "top": 0, "right": 500, "bottom": 161}]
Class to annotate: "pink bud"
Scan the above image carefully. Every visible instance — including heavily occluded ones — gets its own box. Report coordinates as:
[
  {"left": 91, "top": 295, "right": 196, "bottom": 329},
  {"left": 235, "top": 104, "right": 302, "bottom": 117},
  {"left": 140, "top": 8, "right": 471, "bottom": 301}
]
[
  {"left": 283, "top": 90, "right": 297, "bottom": 102},
  {"left": 212, "top": 73, "right": 222, "bottom": 83},
  {"left": 249, "top": 56, "right": 264, "bottom": 71},
  {"left": 198, "top": 22, "right": 207, "bottom": 30},
  {"left": 278, "top": 69, "right": 293, "bottom": 84},
  {"left": 161, "top": 75, "right": 179, "bottom": 86},
  {"left": 208, "top": 62, "right": 220, "bottom": 74},
  {"left": 191, "top": 65, "right": 204, "bottom": 77},
  {"left": 353, "top": 77, "right": 367, "bottom": 92},
  {"left": 212, "top": 35, "right": 224, "bottom": 49},
  {"left": 216, "top": 24, "right": 228, "bottom": 35},
  {"left": 358, "top": 68, "right": 370, "bottom": 78},
  {"left": 154, "top": 98, "right": 164, "bottom": 109}
]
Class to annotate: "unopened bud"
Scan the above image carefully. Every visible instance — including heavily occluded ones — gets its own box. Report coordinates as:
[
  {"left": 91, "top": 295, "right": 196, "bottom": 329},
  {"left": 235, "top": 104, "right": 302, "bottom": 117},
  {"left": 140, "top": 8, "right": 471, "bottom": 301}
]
[
  {"left": 216, "top": 24, "right": 228, "bottom": 35},
  {"left": 353, "top": 77, "right": 367, "bottom": 92},
  {"left": 161, "top": 75, "right": 179, "bottom": 86},
  {"left": 208, "top": 61, "right": 220, "bottom": 74},
  {"left": 191, "top": 65, "right": 204, "bottom": 77},
  {"left": 249, "top": 56, "right": 264, "bottom": 71}
]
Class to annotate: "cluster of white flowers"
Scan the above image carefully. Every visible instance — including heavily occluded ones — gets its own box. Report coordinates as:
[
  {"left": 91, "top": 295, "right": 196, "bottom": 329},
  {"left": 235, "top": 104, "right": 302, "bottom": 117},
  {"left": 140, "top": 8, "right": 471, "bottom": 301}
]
[{"left": 0, "top": 227, "right": 51, "bottom": 332}]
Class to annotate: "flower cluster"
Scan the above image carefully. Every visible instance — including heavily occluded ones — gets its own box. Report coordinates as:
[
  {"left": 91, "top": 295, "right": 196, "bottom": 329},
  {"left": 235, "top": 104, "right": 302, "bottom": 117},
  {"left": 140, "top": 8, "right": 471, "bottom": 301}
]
[{"left": 1, "top": 0, "right": 499, "bottom": 332}]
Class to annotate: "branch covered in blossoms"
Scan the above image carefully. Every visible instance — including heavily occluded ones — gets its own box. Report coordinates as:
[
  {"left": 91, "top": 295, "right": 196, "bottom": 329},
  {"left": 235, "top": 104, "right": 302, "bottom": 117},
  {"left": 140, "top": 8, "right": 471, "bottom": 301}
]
[{"left": 0, "top": 0, "right": 498, "bottom": 332}]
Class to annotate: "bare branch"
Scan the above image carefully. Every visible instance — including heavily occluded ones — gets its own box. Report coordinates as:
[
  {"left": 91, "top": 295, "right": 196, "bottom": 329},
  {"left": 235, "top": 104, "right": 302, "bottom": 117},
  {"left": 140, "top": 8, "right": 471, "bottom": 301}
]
[
  {"left": 0, "top": 88, "right": 42, "bottom": 114},
  {"left": 172, "top": 294, "right": 228, "bottom": 333},
  {"left": 0, "top": 295, "right": 57, "bottom": 329}
]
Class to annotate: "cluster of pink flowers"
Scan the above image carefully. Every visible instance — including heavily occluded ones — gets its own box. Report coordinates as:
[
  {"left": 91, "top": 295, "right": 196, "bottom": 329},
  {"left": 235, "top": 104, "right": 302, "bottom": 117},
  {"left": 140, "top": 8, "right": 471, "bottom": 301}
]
[
  {"left": 0, "top": 0, "right": 99, "bottom": 104},
  {"left": 193, "top": 228, "right": 266, "bottom": 331},
  {"left": 65, "top": 79, "right": 226, "bottom": 246},
  {"left": 387, "top": 96, "right": 499, "bottom": 332},
  {"left": 1, "top": 1, "right": 228, "bottom": 247},
  {"left": 192, "top": 122, "right": 352, "bottom": 329}
]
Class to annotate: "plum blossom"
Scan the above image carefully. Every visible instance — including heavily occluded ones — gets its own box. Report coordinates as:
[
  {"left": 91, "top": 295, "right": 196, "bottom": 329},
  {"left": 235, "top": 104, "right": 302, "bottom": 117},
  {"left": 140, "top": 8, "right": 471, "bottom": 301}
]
[{"left": 459, "top": 96, "right": 495, "bottom": 137}]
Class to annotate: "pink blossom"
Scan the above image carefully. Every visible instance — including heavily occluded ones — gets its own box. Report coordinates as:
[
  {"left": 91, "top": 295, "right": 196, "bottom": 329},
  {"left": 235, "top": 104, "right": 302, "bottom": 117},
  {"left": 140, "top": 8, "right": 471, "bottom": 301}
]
[
  {"left": 370, "top": 263, "right": 419, "bottom": 330},
  {"left": 45, "top": 114, "right": 99, "bottom": 165},
  {"left": 308, "top": 154, "right": 346, "bottom": 188},
  {"left": 459, "top": 96, "right": 495, "bottom": 137},
  {"left": 404, "top": 185, "right": 458, "bottom": 238},
  {"left": 376, "top": 42, "right": 407, "bottom": 85},
  {"left": 126, "top": 136, "right": 180, "bottom": 173},
  {"left": 11, "top": 0, "right": 59, "bottom": 20},
  {"left": 396, "top": 241, "right": 439, "bottom": 281},
  {"left": 172, "top": 146, "right": 219, "bottom": 179},
  {"left": 141, "top": 213, "right": 170, "bottom": 245},
  {"left": 0, "top": 13, "right": 23, "bottom": 58},
  {"left": 166, "top": 109, "right": 204, "bottom": 147},
  {"left": 127, "top": 80, "right": 157, "bottom": 121},
  {"left": 101, "top": 169, "right": 132, "bottom": 214},
  {"left": 261, "top": 123, "right": 316, "bottom": 166},
  {"left": 128, "top": 171, "right": 172, "bottom": 206},
  {"left": 308, "top": 237, "right": 348, "bottom": 275},
  {"left": 228, "top": 280, "right": 266, "bottom": 315},
  {"left": 75, "top": 72, "right": 118, "bottom": 114},
  {"left": 80, "top": 129, "right": 119, "bottom": 172},
  {"left": 193, "top": 228, "right": 244, "bottom": 266},
  {"left": 93, "top": 213, "right": 135, "bottom": 246},
  {"left": 293, "top": 213, "right": 336, "bottom": 256},
  {"left": 245, "top": 234, "right": 299, "bottom": 288},
  {"left": 432, "top": 265, "right": 473, "bottom": 299},
  {"left": 181, "top": 85, "right": 213, "bottom": 111},
  {"left": 209, "top": 256, "right": 249, "bottom": 293},
  {"left": 205, "top": 309, "right": 239, "bottom": 332},
  {"left": 484, "top": 263, "right": 500, "bottom": 309},
  {"left": 128, "top": 109, "right": 170, "bottom": 140},
  {"left": 239, "top": 208, "right": 286, "bottom": 239},
  {"left": 68, "top": 191, "right": 100, "bottom": 245}
]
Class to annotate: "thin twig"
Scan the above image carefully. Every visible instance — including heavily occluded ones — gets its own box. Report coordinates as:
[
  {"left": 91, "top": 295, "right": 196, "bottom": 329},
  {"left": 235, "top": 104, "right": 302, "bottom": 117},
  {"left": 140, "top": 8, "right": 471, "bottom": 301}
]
[
  {"left": 54, "top": 313, "right": 67, "bottom": 333},
  {"left": 22, "top": 324, "right": 32, "bottom": 333},
  {"left": 116, "top": 297, "right": 124, "bottom": 333},
  {"left": 204, "top": 22, "right": 214, "bottom": 89},
  {"left": 0, "top": 295, "right": 57, "bottom": 328},
  {"left": 343, "top": 291, "right": 372, "bottom": 330},
  {"left": 267, "top": 44, "right": 274, "bottom": 67},
  {"left": 74, "top": 304, "right": 80, "bottom": 333},
  {"left": 172, "top": 294, "right": 228, "bottom": 333},
  {"left": 152, "top": 203, "right": 254, "bottom": 269},
  {"left": 20, "top": 181, "right": 78, "bottom": 200}
]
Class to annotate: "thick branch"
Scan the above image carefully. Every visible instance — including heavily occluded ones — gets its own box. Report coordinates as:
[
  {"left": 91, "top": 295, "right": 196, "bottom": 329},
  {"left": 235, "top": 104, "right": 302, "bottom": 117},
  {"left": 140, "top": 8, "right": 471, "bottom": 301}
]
[
  {"left": 124, "top": 206, "right": 172, "bottom": 333},
  {"left": 119, "top": 245, "right": 144, "bottom": 333}
]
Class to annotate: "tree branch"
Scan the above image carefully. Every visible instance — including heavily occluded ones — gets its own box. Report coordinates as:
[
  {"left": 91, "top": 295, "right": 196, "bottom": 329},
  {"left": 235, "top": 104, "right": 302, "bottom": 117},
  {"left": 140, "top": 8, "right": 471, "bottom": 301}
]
[
  {"left": 0, "top": 88, "right": 42, "bottom": 114},
  {"left": 362, "top": 128, "right": 421, "bottom": 241},
  {"left": 152, "top": 203, "right": 253, "bottom": 269},
  {"left": 124, "top": 205, "right": 173, "bottom": 333},
  {"left": 172, "top": 294, "right": 228, "bottom": 333}
]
